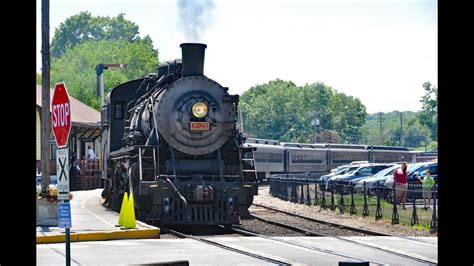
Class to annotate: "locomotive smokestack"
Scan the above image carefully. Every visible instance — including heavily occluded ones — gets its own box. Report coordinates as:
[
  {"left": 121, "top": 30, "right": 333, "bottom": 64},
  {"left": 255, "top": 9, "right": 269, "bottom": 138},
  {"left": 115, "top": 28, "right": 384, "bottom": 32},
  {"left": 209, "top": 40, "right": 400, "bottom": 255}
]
[{"left": 180, "top": 43, "right": 207, "bottom": 77}]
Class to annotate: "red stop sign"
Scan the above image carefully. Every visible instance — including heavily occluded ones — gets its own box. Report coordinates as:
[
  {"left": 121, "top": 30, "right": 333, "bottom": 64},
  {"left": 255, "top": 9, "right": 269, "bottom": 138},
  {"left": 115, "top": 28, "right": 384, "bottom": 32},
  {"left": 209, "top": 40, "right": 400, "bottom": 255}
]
[{"left": 51, "top": 82, "right": 71, "bottom": 148}]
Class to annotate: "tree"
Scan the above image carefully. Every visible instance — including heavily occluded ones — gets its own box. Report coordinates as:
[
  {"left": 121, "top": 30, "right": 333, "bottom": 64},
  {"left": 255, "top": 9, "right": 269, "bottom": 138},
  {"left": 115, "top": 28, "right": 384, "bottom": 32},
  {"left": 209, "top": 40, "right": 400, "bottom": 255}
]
[
  {"left": 362, "top": 111, "right": 422, "bottom": 147},
  {"left": 418, "top": 82, "right": 438, "bottom": 139},
  {"left": 240, "top": 80, "right": 367, "bottom": 142},
  {"left": 241, "top": 80, "right": 301, "bottom": 141},
  {"left": 51, "top": 39, "right": 159, "bottom": 110},
  {"left": 51, "top": 12, "right": 143, "bottom": 58},
  {"left": 400, "top": 117, "right": 429, "bottom": 148},
  {"left": 427, "top": 141, "right": 438, "bottom": 151},
  {"left": 327, "top": 92, "right": 367, "bottom": 143}
]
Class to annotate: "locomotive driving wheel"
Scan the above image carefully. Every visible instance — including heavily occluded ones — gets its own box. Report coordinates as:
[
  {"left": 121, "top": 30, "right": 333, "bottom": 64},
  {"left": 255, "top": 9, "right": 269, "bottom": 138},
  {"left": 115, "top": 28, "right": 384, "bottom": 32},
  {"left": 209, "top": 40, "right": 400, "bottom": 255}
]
[{"left": 108, "top": 162, "right": 130, "bottom": 212}]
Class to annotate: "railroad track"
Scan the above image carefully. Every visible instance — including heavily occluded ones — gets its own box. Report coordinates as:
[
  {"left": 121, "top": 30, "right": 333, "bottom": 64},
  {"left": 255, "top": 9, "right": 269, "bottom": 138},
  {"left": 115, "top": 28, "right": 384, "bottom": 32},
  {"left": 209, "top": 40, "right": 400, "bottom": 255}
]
[
  {"left": 227, "top": 225, "right": 389, "bottom": 265},
  {"left": 253, "top": 203, "right": 438, "bottom": 245},
  {"left": 252, "top": 203, "right": 389, "bottom": 236},
  {"left": 251, "top": 203, "right": 437, "bottom": 265},
  {"left": 144, "top": 204, "right": 436, "bottom": 264},
  {"left": 163, "top": 228, "right": 292, "bottom": 265},
  {"left": 165, "top": 226, "right": 382, "bottom": 265}
]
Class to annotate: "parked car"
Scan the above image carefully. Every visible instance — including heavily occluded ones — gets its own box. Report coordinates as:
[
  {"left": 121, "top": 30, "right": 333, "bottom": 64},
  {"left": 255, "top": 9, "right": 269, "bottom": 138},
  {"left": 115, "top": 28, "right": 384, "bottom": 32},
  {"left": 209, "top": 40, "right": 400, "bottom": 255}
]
[
  {"left": 384, "top": 162, "right": 438, "bottom": 188},
  {"left": 354, "top": 165, "right": 399, "bottom": 194},
  {"left": 408, "top": 162, "right": 438, "bottom": 184},
  {"left": 327, "top": 163, "right": 394, "bottom": 193},
  {"left": 349, "top": 161, "right": 369, "bottom": 166},
  {"left": 383, "top": 162, "right": 438, "bottom": 202},
  {"left": 329, "top": 163, "right": 394, "bottom": 183},
  {"left": 320, "top": 165, "right": 360, "bottom": 182}
]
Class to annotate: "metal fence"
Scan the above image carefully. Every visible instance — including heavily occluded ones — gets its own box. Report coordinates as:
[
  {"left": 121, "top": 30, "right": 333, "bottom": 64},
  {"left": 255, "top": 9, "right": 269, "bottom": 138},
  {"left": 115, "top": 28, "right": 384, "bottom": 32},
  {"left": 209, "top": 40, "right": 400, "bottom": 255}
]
[{"left": 268, "top": 174, "right": 438, "bottom": 230}]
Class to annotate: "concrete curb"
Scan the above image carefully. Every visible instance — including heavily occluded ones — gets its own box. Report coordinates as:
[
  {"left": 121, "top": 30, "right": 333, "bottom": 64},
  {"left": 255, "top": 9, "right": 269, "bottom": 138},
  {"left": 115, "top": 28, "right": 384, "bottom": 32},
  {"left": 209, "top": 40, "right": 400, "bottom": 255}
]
[{"left": 36, "top": 227, "right": 160, "bottom": 244}]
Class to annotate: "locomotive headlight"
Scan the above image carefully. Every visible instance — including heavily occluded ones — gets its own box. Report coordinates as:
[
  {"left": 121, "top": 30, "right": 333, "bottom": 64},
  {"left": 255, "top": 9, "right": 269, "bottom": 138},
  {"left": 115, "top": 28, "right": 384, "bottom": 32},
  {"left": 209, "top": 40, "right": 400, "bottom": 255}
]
[{"left": 192, "top": 102, "right": 208, "bottom": 118}]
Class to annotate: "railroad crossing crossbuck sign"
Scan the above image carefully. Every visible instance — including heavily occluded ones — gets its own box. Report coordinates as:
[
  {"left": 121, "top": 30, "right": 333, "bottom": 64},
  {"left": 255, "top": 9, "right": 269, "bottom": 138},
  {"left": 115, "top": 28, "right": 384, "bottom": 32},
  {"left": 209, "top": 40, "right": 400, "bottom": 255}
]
[
  {"left": 51, "top": 82, "right": 71, "bottom": 148},
  {"left": 57, "top": 148, "right": 70, "bottom": 200}
]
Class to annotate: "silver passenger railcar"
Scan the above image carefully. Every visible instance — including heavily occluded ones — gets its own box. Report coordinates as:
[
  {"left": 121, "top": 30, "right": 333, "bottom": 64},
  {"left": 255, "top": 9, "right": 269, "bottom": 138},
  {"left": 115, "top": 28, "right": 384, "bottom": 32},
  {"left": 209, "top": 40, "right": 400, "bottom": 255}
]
[
  {"left": 244, "top": 138, "right": 414, "bottom": 181},
  {"left": 243, "top": 139, "right": 284, "bottom": 180},
  {"left": 282, "top": 143, "right": 328, "bottom": 173}
]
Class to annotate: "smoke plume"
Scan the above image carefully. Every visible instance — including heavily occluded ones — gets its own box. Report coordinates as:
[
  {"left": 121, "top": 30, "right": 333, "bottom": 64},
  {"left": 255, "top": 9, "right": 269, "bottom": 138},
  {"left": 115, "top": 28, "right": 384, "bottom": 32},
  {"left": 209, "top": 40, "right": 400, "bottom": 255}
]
[{"left": 177, "top": 0, "right": 215, "bottom": 42}]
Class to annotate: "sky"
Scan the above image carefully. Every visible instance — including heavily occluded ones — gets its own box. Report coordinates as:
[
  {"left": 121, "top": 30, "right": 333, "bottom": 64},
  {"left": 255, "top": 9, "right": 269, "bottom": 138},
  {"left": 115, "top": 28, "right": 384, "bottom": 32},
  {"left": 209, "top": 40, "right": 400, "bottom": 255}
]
[{"left": 36, "top": 0, "right": 437, "bottom": 114}]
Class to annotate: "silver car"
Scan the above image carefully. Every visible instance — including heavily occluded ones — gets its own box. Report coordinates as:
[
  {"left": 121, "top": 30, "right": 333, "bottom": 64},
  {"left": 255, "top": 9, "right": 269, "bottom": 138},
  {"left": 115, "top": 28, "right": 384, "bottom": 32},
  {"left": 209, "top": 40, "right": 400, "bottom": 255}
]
[{"left": 354, "top": 165, "right": 399, "bottom": 194}]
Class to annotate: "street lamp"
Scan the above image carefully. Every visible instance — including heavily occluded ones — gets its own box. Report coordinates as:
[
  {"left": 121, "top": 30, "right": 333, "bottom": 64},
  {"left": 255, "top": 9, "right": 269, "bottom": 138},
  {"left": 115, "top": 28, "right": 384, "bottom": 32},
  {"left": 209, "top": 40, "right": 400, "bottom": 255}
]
[
  {"left": 289, "top": 128, "right": 295, "bottom": 142},
  {"left": 315, "top": 118, "right": 320, "bottom": 133},
  {"left": 96, "top": 63, "right": 128, "bottom": 108}
]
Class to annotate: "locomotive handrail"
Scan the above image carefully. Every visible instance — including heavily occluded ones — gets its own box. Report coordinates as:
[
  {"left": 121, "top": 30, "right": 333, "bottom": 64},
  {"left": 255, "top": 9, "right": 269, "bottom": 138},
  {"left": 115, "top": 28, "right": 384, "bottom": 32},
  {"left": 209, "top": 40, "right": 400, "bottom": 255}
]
[{"left": 163, "top": 176, "right": 188, "bottom": 209}]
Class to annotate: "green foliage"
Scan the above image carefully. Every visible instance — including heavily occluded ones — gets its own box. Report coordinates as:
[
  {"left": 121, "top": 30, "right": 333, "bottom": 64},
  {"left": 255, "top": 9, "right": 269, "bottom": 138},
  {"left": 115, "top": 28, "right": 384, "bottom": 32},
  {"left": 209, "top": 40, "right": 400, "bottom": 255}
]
[
  {"left": 427, "top": 141, "right": 438, "bottom": 151},
  {"left": 51, "top": 11, "right": 145, "bottom": 58},
  {"left": 361, "top": 82, "right": 437, "bottom": 148},
  {"left": 36, "top": 73, "right": 41, "bottom": 85},
  {"left": 241, "top": 79, "right": 437, "bottom": 147},
  {"left": 51, "top": 39, "right": 159, "bottom": 110},
  {"left": 240, "top": 80, "right": 300, "bottom": 141},
  {"left": 404, "top": 118, "right": 431, "bottom": 148},
  {"left": 363, "top": 111, "right": 431, "bottom": 148},
  {"left": 418, "top": 82, "right": 438, "bottom": 139},
  {"left": 240, "top": 80, "right": 367, "bottom": 143},
  {"left": 328, "top": 92, "right": 366, "bottom": 143}
]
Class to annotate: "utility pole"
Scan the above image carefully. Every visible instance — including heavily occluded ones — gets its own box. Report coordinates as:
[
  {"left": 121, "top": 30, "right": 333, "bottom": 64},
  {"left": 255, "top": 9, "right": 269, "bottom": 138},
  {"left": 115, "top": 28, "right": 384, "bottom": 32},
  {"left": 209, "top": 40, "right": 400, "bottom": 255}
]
[
  {"left": 400, "top": 112, "right": 403, "bottom": 146},
  {"left": 379, "top": 112, "right": 383, "bottom": 145},
  {"left": 41, "top": 0, "right": 51, "bottom": 190}
]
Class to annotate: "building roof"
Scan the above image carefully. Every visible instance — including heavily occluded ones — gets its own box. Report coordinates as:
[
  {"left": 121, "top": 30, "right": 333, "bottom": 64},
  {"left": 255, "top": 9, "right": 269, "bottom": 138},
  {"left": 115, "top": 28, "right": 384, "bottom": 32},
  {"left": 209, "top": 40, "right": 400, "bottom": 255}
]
[{"left": 36, "top": 85, "right": 100, "bottom": 128}]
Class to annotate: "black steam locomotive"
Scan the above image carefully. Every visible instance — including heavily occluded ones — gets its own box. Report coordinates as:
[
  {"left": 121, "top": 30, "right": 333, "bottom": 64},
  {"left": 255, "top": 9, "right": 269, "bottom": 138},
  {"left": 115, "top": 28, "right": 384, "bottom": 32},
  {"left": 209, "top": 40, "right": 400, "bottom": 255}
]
[{"left": 100, "top": 43, "right": 258, "bottom": 226}]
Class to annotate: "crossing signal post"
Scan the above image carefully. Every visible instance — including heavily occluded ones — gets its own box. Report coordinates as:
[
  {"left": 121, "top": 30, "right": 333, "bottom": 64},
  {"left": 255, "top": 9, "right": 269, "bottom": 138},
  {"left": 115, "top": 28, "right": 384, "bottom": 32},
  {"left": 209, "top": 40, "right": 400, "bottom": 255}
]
[{"left": 52, "top": 82, "right": 72, "bottom": 266}]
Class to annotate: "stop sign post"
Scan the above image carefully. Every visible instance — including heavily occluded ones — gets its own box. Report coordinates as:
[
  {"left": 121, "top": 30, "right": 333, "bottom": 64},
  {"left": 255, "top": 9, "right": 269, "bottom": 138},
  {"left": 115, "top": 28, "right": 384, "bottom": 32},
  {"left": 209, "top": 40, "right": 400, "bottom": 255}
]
[{"left": 51, "top": 82, "right": 72, "bottom": 266}]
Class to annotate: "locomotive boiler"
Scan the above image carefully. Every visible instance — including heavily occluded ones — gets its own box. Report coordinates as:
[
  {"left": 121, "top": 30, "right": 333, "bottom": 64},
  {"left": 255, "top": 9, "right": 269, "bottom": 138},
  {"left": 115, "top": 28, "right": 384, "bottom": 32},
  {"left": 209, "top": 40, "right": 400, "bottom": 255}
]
[{"left": 101, "top": 43, "right": 258, "bottom": 226}]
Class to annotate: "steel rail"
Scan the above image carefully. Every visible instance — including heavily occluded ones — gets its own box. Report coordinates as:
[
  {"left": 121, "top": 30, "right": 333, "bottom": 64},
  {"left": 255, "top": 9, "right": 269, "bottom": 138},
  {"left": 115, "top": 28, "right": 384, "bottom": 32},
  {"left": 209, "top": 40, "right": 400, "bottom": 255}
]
[
  {"left": 164, "top": 228, "right": 291, "bottom": 265},
  {"left": 253, "top": 203, "right": 389, "bottom": 236},
  {"left": 228, "top": 224, "right": 386, "bottom": 266},
  {"left": 250, "top": 205, "right": 437, "bottom": 265}
]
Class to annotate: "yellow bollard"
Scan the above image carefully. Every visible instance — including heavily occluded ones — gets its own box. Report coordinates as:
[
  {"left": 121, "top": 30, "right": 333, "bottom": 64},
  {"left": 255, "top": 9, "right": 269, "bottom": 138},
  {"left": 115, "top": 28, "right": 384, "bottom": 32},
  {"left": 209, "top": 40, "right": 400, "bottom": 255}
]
[
  {"left": 118, "top": 192, "right": 128, "bottom": 226},
  {"left": 123, "top": 190, "right": 136, "bottom": 229}
]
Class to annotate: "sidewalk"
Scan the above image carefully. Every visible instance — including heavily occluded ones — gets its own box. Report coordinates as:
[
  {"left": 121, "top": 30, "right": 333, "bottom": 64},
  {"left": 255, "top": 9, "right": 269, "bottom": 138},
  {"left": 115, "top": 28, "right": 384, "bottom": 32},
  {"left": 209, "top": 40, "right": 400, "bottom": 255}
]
[{"left": 37, "top": 189, "right": 160, "bottom": 244}]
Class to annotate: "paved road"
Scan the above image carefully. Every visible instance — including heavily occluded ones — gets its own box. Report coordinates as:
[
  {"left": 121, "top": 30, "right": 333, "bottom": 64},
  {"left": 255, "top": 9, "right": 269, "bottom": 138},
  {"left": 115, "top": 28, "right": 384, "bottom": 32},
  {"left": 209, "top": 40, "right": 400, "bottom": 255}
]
[{"left": 37, "top": 236, "right": 437, "bottom": 265}]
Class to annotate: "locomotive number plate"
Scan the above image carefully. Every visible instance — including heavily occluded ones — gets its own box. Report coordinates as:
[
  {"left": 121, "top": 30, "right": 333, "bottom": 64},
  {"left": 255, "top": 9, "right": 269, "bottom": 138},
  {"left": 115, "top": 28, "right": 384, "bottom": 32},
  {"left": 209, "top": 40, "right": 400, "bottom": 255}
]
[{"left": 190, "top": 122, "right": 209, "bottom": 131}]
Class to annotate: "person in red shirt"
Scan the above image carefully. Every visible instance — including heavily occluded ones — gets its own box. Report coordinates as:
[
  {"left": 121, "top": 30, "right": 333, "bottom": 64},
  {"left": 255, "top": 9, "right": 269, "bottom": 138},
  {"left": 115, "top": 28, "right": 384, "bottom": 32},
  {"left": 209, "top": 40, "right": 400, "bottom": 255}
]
[{"left": 394, "top": 162, "right": 408, "bottom": 209}]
